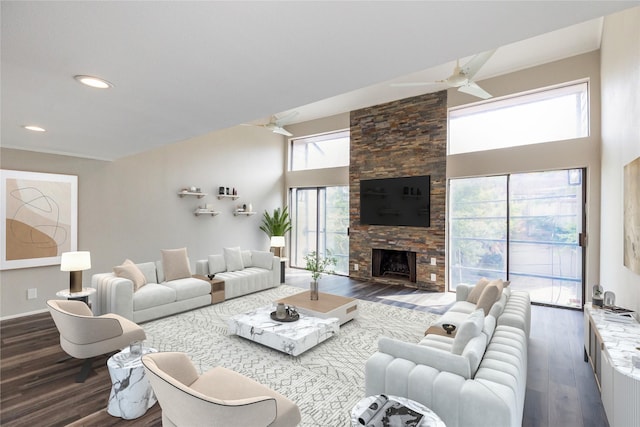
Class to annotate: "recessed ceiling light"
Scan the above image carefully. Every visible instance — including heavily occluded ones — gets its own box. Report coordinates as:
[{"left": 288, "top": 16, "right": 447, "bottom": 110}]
[
  {"left": 23, "top": 125, "right": 46, "bottom": 132},
  {"left": 74, "top": 75, "right": 113, "bottom": 89}
]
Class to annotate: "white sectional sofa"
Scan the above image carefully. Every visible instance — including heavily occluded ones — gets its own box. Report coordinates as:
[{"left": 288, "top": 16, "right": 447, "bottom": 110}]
[
  {"left": 93, "top": 260, "right": 211, "bottom": 323},
  {"left": 365, "top": 280, "right": 531, "bottom": 427},
  {"left": 195, "top": 248, "right": 280, "bottom": 300}
]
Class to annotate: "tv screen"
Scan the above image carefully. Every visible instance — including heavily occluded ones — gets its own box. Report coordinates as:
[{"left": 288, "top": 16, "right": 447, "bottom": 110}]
[{"left": 360, "top": 176, "right": 430, "bottom": 227}]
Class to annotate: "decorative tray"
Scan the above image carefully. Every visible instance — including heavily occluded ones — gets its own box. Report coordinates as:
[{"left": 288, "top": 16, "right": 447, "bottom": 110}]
[{"left": 270, "top": 311, "right": 300, "bottom": 322}]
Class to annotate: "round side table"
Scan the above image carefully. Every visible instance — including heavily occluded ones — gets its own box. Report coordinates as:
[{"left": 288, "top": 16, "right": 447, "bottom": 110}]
[
  {"left": 56, "top": 287, "right": 96, "bottom": 307},
  {"left": 106, "top": 346, "right": 158, "bottom": 420},
  {"left": 351, "top": 394, "right": 446, "bottom": 427}
]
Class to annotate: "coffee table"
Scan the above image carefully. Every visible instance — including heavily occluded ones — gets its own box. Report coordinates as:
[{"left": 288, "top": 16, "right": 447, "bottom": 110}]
[
  {"left": 276, "top": 290, "right": 358, "bottom": 325},
  {"left": 351, "top": 395, "right": 445, "bottom": 427},
  {"left": 227, "top": 305, "right": 339, "bottom": 356}
]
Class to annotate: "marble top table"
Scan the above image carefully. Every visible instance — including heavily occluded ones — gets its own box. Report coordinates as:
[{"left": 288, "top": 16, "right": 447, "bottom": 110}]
[
  {"left": 106, "top": 346, "right": 158, "bottom": 419},
  {"left": 585, "top": 303, "right": 640, "bottom": 381},
  {"left": 351, "top": 395, "right": 446, "bottom": 427},
  {"left": 227, "top": 305, "right": 339, "bottom": 356}
]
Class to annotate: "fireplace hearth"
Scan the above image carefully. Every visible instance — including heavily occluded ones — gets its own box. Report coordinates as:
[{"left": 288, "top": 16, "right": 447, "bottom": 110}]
[{"left": 372, "top": 249, "right": 417, "bottom": 283}]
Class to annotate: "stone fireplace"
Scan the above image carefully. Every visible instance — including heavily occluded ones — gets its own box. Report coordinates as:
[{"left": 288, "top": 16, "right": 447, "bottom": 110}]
[
  {"left": 349, "top": 91, "right": 447, "bottom": 291},
  {"left": 372, "top": 249, "right": 417, "bottom": 283}
]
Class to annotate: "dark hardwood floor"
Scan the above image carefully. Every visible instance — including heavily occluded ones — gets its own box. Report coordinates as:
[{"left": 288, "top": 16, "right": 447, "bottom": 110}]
[{"left": 1, "top": 273, "right": 607, "bottom": 426}]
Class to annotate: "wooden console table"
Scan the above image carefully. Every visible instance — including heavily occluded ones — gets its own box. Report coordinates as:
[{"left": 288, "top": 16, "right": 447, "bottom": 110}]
[
  {"left": 193, "top": 275, "right": 225, "bottom": 304},
  {"left": 583, "top": 303, "right": 640, "bottom": 427}
]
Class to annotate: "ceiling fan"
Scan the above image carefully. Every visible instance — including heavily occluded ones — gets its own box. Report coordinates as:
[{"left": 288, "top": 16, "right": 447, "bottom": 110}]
[
  {"left": 392, "top": 48, "right": 497, "bottom": 99},
  {"left": 245, "top": 111, "right": 299, "bottom": 137}
]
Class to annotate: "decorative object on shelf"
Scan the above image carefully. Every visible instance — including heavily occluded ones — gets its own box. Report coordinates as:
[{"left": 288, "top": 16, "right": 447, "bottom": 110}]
[
  {"left": 260, "top": 206, "right": 292, "bottom": 254},
  {"left": 592, "top": 284, "right": 604, "bottom": 307},
  {"left": 604, "top": 291, "right": 616, "bottom": 307},
  {"left": 303, "top": 250, "right": 337, "bottom": 301},
  {"left": 60, "top": 251, "right": 91, "bottom": 293},
  {"left": 218, "top": 186, "right": 225, "bottom": 195},
  {"left": 226, "top": 187, "right": 229, "bottom": 195}
]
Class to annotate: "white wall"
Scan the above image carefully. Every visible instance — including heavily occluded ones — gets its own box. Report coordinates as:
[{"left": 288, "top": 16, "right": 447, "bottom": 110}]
[
  {"left": 600, "top": 6, "right": 640, "bottom": 314},
  {"left": 0, "top": 125, "right": 286, "bottom": 318}
]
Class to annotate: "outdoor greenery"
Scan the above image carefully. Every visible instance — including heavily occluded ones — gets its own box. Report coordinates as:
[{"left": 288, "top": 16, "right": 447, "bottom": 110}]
[
  {"left": 304, "top": 250, "right": 337, "bottom": 281},
  {"left": 259, "top": 206, "right": 292, "bottom": 237}
]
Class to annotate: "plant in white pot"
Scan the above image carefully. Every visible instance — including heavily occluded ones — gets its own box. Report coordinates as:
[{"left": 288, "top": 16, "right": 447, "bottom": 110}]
[{"left": 304, "top": 250, "right": 337, "bottom": 300}]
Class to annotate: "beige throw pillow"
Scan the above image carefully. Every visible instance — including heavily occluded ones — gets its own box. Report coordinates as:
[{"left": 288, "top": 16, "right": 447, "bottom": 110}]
[
  {"left": 466, "top": 278, "right": 490, "bottom": 303},
  {"left": 113, "top": 259, "right": 147, "bottom": 291},
  {"left": 161, "top": 248, "right": 192, "bottom": 281},
  {"left": 475, "top": 279, "right": 504, "bottom": 316}
]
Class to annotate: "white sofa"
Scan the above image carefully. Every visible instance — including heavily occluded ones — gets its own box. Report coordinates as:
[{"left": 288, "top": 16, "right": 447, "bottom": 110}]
[
  {"left": 365, "top": 280, "right": 531, "bottom": 427},
  {"left": 195, "top": 249, "right": 280, "bottom": 300},
  {"left": 93, "top": 260, "right": 211, "bottom": 323}
]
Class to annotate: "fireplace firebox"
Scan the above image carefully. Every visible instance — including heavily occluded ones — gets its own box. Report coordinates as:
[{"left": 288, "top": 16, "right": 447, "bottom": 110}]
[{"left": 371, "top": 249, "right": 417, "bottom": 283}]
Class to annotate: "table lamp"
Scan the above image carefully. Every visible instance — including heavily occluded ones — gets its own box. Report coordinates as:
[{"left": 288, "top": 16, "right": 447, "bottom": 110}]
[
  {"left": 60, "top": 251, "right": 91, "bottom": 293},
  {"left": 270, "top": 236, "right": 285, "bottom": 258}
]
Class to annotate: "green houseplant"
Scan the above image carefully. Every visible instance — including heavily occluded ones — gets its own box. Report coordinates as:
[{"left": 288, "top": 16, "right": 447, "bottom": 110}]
[
  {"left": 259, "top": 206, "right": 292, "bottom": 237},
  {"left": 303, "top": 251, "right": 337, "bottom": 300}
]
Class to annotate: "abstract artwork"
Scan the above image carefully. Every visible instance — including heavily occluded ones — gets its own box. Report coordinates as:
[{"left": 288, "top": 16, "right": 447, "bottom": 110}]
[
  {"left": 624, "top": 156, "right": 640, "bottom": 274},
  {"left": 1, "top": 170, "right": 77, "bottom": 270}
]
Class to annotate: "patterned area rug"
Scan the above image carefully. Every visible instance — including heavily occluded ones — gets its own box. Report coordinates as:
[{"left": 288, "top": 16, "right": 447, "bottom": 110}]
[{"left": 143, "top": 285, "right": 440, "bottom": 426}]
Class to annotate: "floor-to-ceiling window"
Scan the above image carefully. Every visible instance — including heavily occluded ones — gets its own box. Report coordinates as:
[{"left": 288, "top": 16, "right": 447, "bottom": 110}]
[
  {"left": 288, "top": 130, "right": 350, "bottom": 274},
  {"left": 448, "top": 81, "right": 589, "bottom": 308},
  {"left": 449, "top": 170, "right": 585, "bottom": 308}
]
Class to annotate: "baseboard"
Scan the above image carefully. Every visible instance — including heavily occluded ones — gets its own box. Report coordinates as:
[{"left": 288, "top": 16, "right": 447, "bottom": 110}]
[{"left": 1, "top": 308, "right": 48, "bottom": 321}]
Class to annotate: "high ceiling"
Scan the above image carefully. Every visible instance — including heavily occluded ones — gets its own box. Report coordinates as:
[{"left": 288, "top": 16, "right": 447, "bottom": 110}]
[{"left": 2, "top": 1, "right": 638, "bottom": 161}]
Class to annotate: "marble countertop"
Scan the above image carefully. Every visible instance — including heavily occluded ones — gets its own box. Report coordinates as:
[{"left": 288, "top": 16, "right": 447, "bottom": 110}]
[{"left": 585, "top": 303, "right": 640, "bottom": 381}]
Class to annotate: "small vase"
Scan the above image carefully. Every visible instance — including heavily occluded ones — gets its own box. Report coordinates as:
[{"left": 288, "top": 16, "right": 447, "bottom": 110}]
[{"left": 310, "top": 280, "right": 319, "bottom": 300}]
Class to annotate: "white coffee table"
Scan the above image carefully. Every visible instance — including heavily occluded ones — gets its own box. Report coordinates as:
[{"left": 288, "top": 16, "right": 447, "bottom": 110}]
[
  {"left": 227, "top": 305, "right": 339, "bottom": 356},
  {"left": 351, "top": 395, "right": 446, "bottom": 427},
  {"left": 106, "top": 345, "right": 158, "bottom": 419}
]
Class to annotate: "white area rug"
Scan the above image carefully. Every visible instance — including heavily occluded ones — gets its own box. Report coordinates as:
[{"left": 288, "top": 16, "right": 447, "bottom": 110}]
[{"left": 143, "top": 285, "right": 440, "bottom": 427}]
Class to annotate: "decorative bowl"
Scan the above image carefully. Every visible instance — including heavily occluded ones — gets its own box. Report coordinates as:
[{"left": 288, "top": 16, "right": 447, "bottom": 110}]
[
  {"left": 442, "top": 323, "right": 456, "bottom": 335},
  {"left": 207, "top": 274, "right": 215, "bottom": 280}
]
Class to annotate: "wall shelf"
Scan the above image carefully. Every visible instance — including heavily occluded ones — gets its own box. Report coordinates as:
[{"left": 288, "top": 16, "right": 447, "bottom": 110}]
[
  {"left": 194, "top": 209, "right": 220, "bottom": 217},
  {"left": 178, "top": 190, "right": 207, "bottom": 199},
  {"left": 217, "top": 194, "right": 240, "bottom": 200},
  {"left": 233, "top": 211, "right": 256, "bottom": 216}
]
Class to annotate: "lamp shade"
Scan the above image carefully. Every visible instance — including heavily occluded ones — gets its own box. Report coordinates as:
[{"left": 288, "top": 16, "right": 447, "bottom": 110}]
[
  {"left": 270, "top": 236, "right": 285, "bottom": 248},
  {"left": 60, "top": 251, "right": 91, "bottom": 271}
]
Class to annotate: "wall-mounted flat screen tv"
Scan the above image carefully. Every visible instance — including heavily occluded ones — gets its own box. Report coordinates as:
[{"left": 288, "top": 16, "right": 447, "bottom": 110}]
[{"left": 360, "top": 175, "right": 430, "bottom": 227}]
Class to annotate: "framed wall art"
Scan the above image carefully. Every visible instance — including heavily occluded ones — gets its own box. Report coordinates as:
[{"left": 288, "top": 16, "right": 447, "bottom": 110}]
[
  {"left": 624, "top": 156, "right": 640, "bottom": 274},
  {"left": 1, "top": 170, "right": 78, "bottom": 270}
]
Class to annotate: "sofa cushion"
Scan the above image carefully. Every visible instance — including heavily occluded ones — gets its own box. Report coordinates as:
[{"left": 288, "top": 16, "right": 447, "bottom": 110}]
[
  {"left": 251, "top": 250, "right": 274, "bottom": 270},
  {"left": 224, "top": 247, "right": 244, "bottom": 272},
  {"left": 208, "top": 255, "right": 227, "bottom": 274},
  {"left": 452, "top": 309, "right": 485, "bottom": 355},
  {"left": 466, "top": 278, "right": 490, "bottom": 303},
  {"left": 476, "top": 279, "right": 503, "bottom": 315},
  {"left": 161, "top": 277, "right": 211, "bottom": 301},
  {"left": 161, "top": 248, "right": 192, "bottom": 281},
  {"left": 133, "top": 283, "right": 177, "bottom": 311},
  {"left": 136, "top": 262, "right": 158, "bottom": 284},
  {"left": 241, "top": 250, "right": 253, "bottom": 268},
  {"left": 114, "top": 259, "right": 147, "bottom": 291}
]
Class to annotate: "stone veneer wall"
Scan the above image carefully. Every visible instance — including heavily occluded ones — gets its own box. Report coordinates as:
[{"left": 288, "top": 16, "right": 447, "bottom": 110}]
[{"left": 349, "top": 91, "right": 446, "bottom": 291}]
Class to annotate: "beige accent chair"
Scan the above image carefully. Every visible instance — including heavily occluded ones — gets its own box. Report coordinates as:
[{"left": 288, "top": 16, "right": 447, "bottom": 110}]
[
  {"left": 46, "top": 299, "right": 146, "bottom": 382},
  {"left": 142, "top": 352, "right": 301, "bottom": 427}
]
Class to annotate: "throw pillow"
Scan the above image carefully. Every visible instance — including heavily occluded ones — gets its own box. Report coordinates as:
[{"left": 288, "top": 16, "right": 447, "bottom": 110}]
[
  {"left": 161, "top": 248, "right": 192, "bottom": 281},
  {"left": 241, "top": 250, "right": 253, "bottom": 268},
  {"left": 208, "top": 254, "right": 227, "bottom": 274},
  {"left": 223, "top": 247, "right": 244, "bottom": 272},
  {"left": 113, "top": 259, "right": 147, "bottom": 291},
  {"left": 451, "top": 308, "right": 485, "bottom": 355},
  {"left": 252, "top": 250, "right": 274, "bottom": 270},
  {"left": 466, "top": 277, "right": 490, "bottom": 303},
  {"left": 475, "top": 279, "right": 504, "bottom": 316}
]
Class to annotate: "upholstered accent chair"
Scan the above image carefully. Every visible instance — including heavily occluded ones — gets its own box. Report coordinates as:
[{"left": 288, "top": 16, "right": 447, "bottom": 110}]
[
  {"left": 141, "top": 352, "right": 301, "bottom": 427},
  {"left": 46, "top": 299, "right": 146, "bottom": 382}
]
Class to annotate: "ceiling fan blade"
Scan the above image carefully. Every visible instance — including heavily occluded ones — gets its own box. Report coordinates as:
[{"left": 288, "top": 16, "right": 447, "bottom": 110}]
[
  {"left": 461, "top": 48, "right": 497, "bottom": 80},
  {"left": 458, "top": 82, "right": 492, "bottom": 99},
  {"left": 272, "top": 126, "right": 293, "bottom": 137},
  {"left": 274, "top": 110, "right": 299, "bottom": 126}
]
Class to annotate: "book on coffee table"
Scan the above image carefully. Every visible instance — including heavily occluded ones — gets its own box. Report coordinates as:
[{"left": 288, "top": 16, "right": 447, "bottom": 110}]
[{"left": 357, "top": 395, "right": 423, "bottom": 427}]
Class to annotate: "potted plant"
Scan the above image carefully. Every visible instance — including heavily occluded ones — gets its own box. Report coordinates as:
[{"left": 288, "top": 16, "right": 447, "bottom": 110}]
[
  {"left": 592, "top": 284, "right": 604, "bottom": 307},
  {"left": 260, "top": 207, "right": 292, "bottom": 256},
  {"left": 304, "top": 250, "right": 337, "bottom": 300}
]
